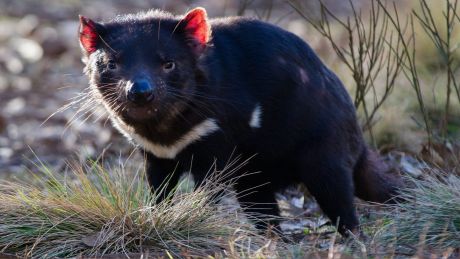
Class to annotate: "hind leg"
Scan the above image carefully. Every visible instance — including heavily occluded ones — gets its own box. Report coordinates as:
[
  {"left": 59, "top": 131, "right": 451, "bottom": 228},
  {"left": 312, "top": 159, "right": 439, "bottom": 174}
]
[{"left": 297, "top": 151, "right": 359, "bottom": 235}]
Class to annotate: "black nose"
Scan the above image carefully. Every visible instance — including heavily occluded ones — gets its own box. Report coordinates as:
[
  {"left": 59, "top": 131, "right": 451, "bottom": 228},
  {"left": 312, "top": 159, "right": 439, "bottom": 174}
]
[{"left": 127, "top": 79, "right": 155, "bottom": 105}]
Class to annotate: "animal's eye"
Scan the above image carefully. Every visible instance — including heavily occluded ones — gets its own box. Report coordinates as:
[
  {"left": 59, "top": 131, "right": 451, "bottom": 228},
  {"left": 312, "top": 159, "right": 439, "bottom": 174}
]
[
  {"left": 107, "top": 60, "right": 117, "bottom": 70},
  {"left": 163, "top": 61, "right": 175, "bottom": 72}
]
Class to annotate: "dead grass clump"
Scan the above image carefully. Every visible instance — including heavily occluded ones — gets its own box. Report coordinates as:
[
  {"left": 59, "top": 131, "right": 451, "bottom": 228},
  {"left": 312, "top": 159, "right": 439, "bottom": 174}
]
[
  {"left": 0, "top": 160, "right": 276, "bottom": 258},
  {"left": 376, "top": 172, "right": 460, "bottom": 252}
]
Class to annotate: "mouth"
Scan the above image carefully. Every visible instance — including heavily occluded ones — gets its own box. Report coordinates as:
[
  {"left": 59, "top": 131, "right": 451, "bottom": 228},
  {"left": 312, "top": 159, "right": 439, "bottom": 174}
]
[{"left": 123, "top": 105, "right": 158, "bottom": 121}]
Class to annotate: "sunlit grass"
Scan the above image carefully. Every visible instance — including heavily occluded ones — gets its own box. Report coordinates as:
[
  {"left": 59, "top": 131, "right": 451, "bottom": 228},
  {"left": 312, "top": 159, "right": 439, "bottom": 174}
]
[{"left": 0, "top": 158, "right": 278, "bottom": 258}]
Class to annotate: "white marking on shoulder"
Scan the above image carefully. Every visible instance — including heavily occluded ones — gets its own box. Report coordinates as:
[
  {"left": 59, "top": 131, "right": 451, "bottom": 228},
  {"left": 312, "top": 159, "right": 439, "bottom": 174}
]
[
  {"left": 112, "top": 117, "right": 220, "bottom": 159},
  {"left": 249, "top": 104, "right": 262, "bottom": 128},
  {"left": 299, "top": 67, "right": 310, "bottom": 84}
]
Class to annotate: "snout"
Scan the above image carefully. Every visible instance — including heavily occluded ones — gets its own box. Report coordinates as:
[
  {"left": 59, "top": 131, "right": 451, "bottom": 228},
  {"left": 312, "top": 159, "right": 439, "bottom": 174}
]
[{"left": 126, "top": 78, "right": 155, "bottom": 105}]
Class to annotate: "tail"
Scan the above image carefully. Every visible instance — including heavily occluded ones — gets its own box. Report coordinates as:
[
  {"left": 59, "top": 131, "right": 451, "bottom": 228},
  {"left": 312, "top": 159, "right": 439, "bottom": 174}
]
[{"left": 353, "top": 147, "right": 403, "bottom": 203}]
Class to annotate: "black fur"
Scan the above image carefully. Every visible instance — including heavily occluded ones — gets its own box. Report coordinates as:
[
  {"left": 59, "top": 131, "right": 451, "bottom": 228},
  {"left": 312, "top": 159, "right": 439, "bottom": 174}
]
[{"left": 79, "top": 9, "right": 401, "bottom": 235}]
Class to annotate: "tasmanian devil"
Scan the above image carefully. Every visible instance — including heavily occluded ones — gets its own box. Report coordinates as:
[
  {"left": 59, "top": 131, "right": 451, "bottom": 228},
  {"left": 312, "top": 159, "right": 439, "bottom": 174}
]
[{"left": 78, "top": 7, "right": 401, "bottom": 235}]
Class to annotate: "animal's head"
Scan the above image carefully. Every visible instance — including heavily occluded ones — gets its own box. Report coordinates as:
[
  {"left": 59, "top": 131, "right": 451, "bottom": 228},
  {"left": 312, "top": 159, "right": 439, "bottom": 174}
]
[{"left": 78, "top": 8, "right": 211, "bottom": 127}]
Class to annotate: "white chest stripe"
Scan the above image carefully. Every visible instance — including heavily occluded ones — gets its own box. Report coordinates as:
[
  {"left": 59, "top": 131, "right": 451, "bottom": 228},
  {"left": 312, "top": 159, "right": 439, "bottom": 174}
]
[
  {"left": 249, "top": 104, "right": 262, "bottom": 128},
  {"left": 112, "top": 118, "right": 220, "bottom": 159}
]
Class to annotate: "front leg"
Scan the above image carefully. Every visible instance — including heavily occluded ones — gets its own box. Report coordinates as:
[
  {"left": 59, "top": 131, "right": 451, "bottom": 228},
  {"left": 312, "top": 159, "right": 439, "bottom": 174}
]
[{"left": 145, "top": 151, "right": 182, "bottom": 203}]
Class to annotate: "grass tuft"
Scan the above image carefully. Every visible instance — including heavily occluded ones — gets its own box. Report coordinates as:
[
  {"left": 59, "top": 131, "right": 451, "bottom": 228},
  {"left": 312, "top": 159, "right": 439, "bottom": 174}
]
[
  {"left": 376, "top": 171, "right": 460, "bottom": 252},
  {"left": 0, "top": 159, "right": 274, "bottom": 258}
]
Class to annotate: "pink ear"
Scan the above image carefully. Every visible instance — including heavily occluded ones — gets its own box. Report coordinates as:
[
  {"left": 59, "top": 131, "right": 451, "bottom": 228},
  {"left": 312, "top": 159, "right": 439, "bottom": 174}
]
[
  {"left": 182, "top": 8, "right": 210, "bottom": 50},
  {"left": 79, "top": 15, "right": 99, "bottom": 54}
]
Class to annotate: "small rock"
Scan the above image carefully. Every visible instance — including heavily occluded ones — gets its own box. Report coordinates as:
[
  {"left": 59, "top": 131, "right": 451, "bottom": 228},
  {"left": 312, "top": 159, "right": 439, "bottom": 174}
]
[
  {"left": 11, "top": 76, "right": 32, "bottom": 91},
  {"left": 95, "top": 128, "right": 112, "bottom": 146},
  {"left": 79, "top": 145, "right": 96, "bottom": 160},
  {"left": 0, "top": 19, "right": 18, "bottom": 41},
  {"left": 0, "top": 147, "right": 13, "bottom": 160},
  {"left": 10, "top": 38, "right": 43, "bottom": 63},
  {"left": 291, "top": 196, "right": 304, "bottom": 209},
  {"left": 17, "top": 15, "right": 39, "bottom": 36},
  {"left": 4, "top": 97, "right": 26, "bottom": 116},
  {"left": 400, "top": 155, "right": 424, "bottom": 177},
  {"left": 5, "top": 56, "right": 24, "bottom": 74},
  {"left": 6, "top": 124, "right": 19, "bottom": 140},
  {"left": 386, "top": 151, "right": 428, "bottom": 178}
]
